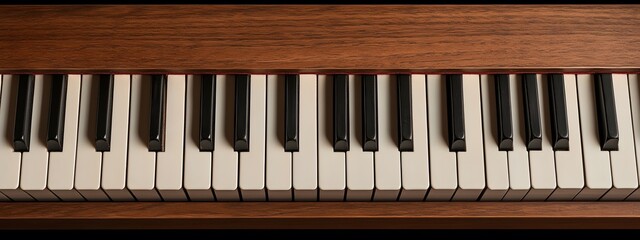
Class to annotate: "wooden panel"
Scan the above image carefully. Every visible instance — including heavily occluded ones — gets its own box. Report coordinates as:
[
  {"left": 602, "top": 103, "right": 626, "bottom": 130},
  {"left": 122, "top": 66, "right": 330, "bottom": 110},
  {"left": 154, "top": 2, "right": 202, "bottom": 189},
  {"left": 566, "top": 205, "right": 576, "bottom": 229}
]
[
  {"left": 0, "top": 5, "right": 638, "bottom": 73},
  {"left": 1, "top": 202, "right": 640, "bottom": 229}
]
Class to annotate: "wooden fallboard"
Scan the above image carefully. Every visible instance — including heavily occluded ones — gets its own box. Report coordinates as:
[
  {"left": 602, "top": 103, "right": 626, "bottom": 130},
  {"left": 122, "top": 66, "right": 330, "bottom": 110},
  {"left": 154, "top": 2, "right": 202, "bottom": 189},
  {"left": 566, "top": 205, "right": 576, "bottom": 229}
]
[
  {"left": 0, "top": 202, "right": 640, "bottom": 229},
  {"left": 0, "top": 5, "right": 638, "bottom": 73}
]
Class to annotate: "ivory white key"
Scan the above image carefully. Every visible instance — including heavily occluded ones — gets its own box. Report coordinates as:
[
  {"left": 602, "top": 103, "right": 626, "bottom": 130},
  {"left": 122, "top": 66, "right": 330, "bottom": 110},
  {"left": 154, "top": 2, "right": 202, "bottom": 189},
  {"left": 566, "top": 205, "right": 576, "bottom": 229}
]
[
  {"left": 183, "top": 75, "right": 214, "bottom": 201},
  {"left": 265, "top": 75, "right": 292, "bottom": 201},
  {"left": 101, "top": 75, "right": 134, "bottom": 201},
  {"left": 503, "top": 74, "right": 531, "bottom": 201},
  {"left": 399, "top": 74, "right": 430, "bottom": 201},
  {"left": 548, "top": 74, "right": 584, "bottom": 201},
  {"left": 452, "top": 74, "right": 486, "bottom": 201},
  {"left": 426, "top": 74, "right": 457, "bottom": 201},
  {"left": 479, "top": 75, "right": 509, "bottom": 201},
  {"left": 20, "top": 75, "right": 58, "bottom": 201},
  {"left": 239, "top": 75, "right": 266, "bottom": 201},
  {"left": 74, "top": 75, "right": 109, "bottom": 201},
  {"left": 574, "top": 74, "right": 612, "bottom": 200},
  {"left": 523, "top": 74, "right": 557, "bottom": 201},
  {"left": 346, "top": 75, "right": 374, "bottom": 201},
  {"left": 127, "top": 75, "right": 161, "bottom": 201},
  {"left": 373, "top": 75, "right": 402, "bottom": 201},
  {"left": 601, "top": 74, "right": 638, "bottom": 200},
  {"left": 627, "top": 74, "right": 640, "bottom": 200},
  {"left": 318, "top": 75, "right": 346, "bottom": 201},
  {"left": 47, "top": 75, "right": 83, "bottom": 201},
  {"left": 155, "top": 75, "right": 188, "bottom": 201},
  {"left": 292, "top": 74, "right": 318, "bottom": 201},
  {"left": 0, "top": 75, "right": 33, "bottom": 201},
  {"left": 211, "top": 75, "right": 239, "bottom": 201}
]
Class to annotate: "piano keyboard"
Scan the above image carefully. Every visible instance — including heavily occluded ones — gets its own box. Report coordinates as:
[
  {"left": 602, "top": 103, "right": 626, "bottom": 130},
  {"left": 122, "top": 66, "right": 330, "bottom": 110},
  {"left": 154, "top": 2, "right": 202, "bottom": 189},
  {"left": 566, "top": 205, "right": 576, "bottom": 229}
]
[{"left": 0, "top": 73, "right": 639, "bottom": 202}]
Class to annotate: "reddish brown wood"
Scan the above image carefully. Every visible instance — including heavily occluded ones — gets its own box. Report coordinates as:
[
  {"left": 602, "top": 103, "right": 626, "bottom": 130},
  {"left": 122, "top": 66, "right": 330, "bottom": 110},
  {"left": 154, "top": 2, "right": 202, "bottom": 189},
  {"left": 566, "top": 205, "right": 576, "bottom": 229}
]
[
  {"left": 0, "top": 202, "right": 640, "bottom": 229},
  {"left": 0, "top": 5, "right": 638, "bottom": 73}
]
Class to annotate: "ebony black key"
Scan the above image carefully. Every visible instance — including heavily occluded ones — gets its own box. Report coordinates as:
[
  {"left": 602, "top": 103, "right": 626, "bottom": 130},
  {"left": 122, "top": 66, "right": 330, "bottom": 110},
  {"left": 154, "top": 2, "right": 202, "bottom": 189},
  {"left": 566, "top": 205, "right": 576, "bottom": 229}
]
[
  {"left": 96, "top": 74, "right": 114, "bottom": 152},
  {"left": 494, "top": 74, "right": 513, "bottom": 151},
  {"left": 13, "top": 74, "right": 35, "bottom": 152},
  {"left": 46, "top": 74, "right": 68, "bottom": 152},
  {"left": 148, "top": 74, "right": 166, "bottom": 152},
  {"left": 333, "top": 74, "right": 349, "bottom": 152},
  {"left": 594, "top": 73, "right": 619, "bottom": 151},
  {"left": 397, "top": 74, "right": 413, "bottom": 151},
  {"left": 522, "top": 74, "right": 542, "bottom": 150},
  {"left": 446, "top": 74, "right": 466, "bottom": 152},
  {"left": 547, "top": 74, "right": 570, "bottom": 151},
  {"left": 234, "top": 74, "right": 250, "bottom": 152},
  {"left": 199, "top": 74, "right": 216, "bottom": 151},
  {"left": 284, "top": 74, "right": 300, "bottom": 152},
  {"left": 362, "top": 75, "right": 378, "bottom": 152}
]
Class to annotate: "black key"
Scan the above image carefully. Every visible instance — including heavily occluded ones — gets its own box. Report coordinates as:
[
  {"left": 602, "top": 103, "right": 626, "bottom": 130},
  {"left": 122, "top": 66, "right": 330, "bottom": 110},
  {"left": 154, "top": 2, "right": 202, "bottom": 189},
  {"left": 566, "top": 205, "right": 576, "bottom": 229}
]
[
  {"left": 284, "top": 74, "right": 299, "bottom": 152},
  {"left": 446, "top": 74, "right": 466, "bottom": 152},
  {"left": 234, "top": 74, "right": 250, "bottom": 152},
  {"left": 13, "top": 74, "right": 35, "bottom": 152},
  {"left": 96, "top": 74, "right": 114, "bottom": 152},
  {"left": 594, "top": 73, "right": 619, "bottom": 151},
  {"left": 199, "top": 74, "right": 216, "bottom": 151},
  {"left": 46, "top": 74, "right": 68, "bottom": 152},
  {"left": 148, "top": 74, "right": 166, "bottom": 152},
  {"left": 333, "top": 74, "right": 349, "bottom": 152},
  {"left": 397, "top": 74, "right": 413, "bottom": 151},
  {"left": 547, "top": 74, "right": 570, "bottom": 151},
  {"left": 522, "top": 74, "right": 542, "bottom": 150},
  {"left": 494, "top": 74, "right": 513, "bottom": 151},
  {"left": 362, "top": 75, "right": 378, "bottom": 151}
]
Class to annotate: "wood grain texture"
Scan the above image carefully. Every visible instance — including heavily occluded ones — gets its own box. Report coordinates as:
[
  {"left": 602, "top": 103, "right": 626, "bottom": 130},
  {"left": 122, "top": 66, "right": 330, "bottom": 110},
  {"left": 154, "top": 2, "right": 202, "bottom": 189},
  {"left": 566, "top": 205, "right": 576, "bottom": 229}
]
[
  {"left": 1, "top": 202, "right": 640, "bottom": 229},
  {"left": 0, "top": 5, "right": 639, "bottom": 73}
]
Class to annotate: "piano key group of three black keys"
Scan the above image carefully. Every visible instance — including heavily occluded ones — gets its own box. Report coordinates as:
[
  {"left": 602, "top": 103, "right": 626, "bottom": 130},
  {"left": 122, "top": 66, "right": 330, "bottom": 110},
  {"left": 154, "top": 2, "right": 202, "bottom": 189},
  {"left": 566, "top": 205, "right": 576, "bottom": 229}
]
[{"left": 10, "top": 73, "right": 619, "bottom": 155}]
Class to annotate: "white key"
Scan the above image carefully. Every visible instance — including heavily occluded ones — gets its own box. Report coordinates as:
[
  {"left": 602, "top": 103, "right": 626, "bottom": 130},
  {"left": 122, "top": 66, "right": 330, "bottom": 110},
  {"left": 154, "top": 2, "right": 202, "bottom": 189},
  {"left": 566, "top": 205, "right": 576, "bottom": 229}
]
[
  {"left": 399, "top": 74, "right": 430, "bottom": 201},
  {"left": 602, "top": 74, "right": 638, "bottom": 200},
  {"left": 504, "top": 74, "right": 531, "bottom": 201},
  {"left": 373, "top": 75, "right": 402, "bottom": 201},
  {"left": 20, "top": 75, "right": 58, "bottom": 201},
  {"left": 318, "top": 75, "right": 346, "bottom": 201},
  {"left": 628, "top": 74, "right": 640, "bottom": 200},
  {"left": 479, "top": 75, "right": 509, "bottom": 201},
  {"left": 523, "top": 74, "right": 557, "bottom": 201},
  {"left": 346, "top": 75, "right": 374, "bottom": 201},
  {"left": 426, "top": 75, "right": 457, "bottom": 201},
  {"left": 101, "top": 75, "right": 134, "bottom": 201},
  {"left": 183, "top": 75, "right": 214, "bottom": 201},
  {"left": 574, "top": 74, "right": 612, "bottom": 200},
  {"left": 127, "top": 75, "right": 160, "bottom": 201},
  {"left": 212, "top": 75, "right": 239, "bottom": 201},
  {"left": 293, "top": 74, "right": 318, "bottom": 201},
  {"left": 47, "top": 75, "right": 83, "bottom": 201},
  {"left": 239, "top": 75, "right": 267, "bottom": 201},
  {"left": 265, "top": 75, "right": 292, "bottom": 201},
  {"left": 0, "top": 75, "right": 32, "bottom": 201},
  {"left": 74, "top": 75, "right": 109, "bottom": 201},
  {"left": 452, "top": 74, "right": 486, "bottom": 201},
  {"left": 156, "top": 75, "right": 187, "bottom": 201},
  {"left": 548, "top": 74, "right": 584, "bottom": 201}
]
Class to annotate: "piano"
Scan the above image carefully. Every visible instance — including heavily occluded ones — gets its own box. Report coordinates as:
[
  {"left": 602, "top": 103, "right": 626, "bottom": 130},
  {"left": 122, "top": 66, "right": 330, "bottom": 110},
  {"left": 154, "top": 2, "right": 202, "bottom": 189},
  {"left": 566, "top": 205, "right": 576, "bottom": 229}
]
[{"left": 1, "top": 5, "right": 640, "bottom": 229}]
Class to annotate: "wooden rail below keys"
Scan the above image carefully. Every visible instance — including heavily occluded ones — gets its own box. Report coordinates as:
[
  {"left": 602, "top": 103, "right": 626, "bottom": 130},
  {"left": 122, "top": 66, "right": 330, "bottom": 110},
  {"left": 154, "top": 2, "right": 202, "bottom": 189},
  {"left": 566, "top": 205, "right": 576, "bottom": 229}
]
[
  {"left": 1, "top": 202, "right": 640, "bottom": 229},
  {"left": 0, "top": 5, "right": 639, "bottom": 73}
]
